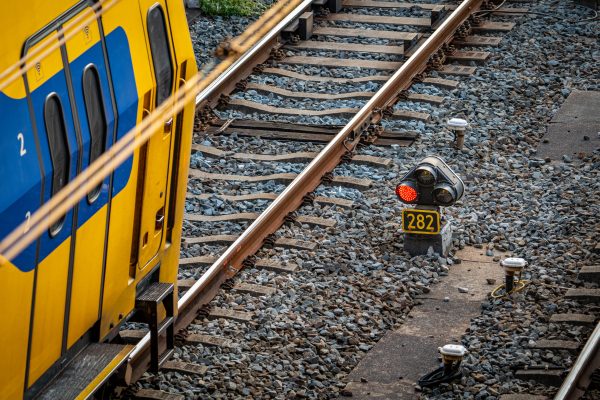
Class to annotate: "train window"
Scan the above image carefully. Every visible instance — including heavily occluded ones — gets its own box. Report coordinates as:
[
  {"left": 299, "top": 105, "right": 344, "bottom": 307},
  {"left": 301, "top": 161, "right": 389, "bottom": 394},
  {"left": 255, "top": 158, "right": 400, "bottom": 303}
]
[
  {"left": 147, "top": 5, "right": 173, "bottom": 106},
  {"left": 44, "top": 93, "right": 70, "bottom": 236},
  {"left": 82, "top": 65, "right": 107, "bottom": 202}
]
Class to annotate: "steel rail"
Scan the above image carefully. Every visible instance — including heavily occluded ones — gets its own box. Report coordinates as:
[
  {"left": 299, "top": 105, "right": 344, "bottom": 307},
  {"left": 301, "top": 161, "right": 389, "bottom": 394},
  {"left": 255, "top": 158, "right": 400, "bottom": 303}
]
[
  {"left": 181, "top": 0, "right": 483, "bottom": 313},
  {"left": 555, "top": 322, "right": 600, "bottom": 400},
  {"left": 124, "top": 0, "right": 483, "bottom": 381},
  {"left": 195, "top": 0, "right": 313, "bottom": 107},
  {"left": 123, "top": 0, "right": 313, "bottom": 379}
]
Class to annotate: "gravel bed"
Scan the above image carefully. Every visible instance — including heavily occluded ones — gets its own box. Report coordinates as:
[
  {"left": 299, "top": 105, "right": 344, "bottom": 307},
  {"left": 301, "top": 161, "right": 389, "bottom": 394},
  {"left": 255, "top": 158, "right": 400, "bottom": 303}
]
[
  {"left": 283, "top": 48, "right": 402, "bottom": 62},
  {"left": 249, "top": 74, "right": 383, "bottom": 94},
  {"left": 274, "top": 63, "right": 387, "bottom": 79},
  {"left": 188, "top": 0, "right": 277, "bottom": 68},
  {"left": 232, "top": 91, "right": 368, "bottom": 110},
  {"left": 339, "top": 6, "right": 437, "bottom": 18},
  {"left": 393, "top": 100, "right": 438, "bottom": 114},
  {"left": 316, "top": 19, "right": 422, "bottom": 32},
  {"left": 312, "top": 35, "right": 396, "bottom": 45},
  {"left": 127, "top": 1, "right": 600, "bottom": 399},
  {"left": 194, "top": 135, "right": 324, "bottom": 154},
  {"left": 215, "top": 109, "right": 350, "bottom": 125}
]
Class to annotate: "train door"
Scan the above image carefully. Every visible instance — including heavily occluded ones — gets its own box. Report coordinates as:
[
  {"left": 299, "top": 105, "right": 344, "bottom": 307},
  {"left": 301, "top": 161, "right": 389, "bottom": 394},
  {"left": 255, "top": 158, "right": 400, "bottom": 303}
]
[
  {"left": 62, "top": 6, "right": 116, "bottom": 349},
  {"left": 133, "top": 0, "right": 179, "bottom": 271},
  {"left": 24, "top": 31, "right": 79, "bottom": 386}
]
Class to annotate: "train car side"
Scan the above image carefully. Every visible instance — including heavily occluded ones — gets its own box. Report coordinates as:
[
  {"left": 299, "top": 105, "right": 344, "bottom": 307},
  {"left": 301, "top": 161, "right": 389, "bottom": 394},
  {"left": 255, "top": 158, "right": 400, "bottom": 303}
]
[{"left": 0, "top": 0, "right": 196, "bottom": 398}]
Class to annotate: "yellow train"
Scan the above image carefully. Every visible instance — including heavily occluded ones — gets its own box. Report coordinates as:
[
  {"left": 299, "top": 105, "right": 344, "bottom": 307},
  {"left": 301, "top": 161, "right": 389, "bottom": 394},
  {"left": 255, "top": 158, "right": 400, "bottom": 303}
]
[{"left": 0, "top": 0, "right": 197, "bottom": 398}]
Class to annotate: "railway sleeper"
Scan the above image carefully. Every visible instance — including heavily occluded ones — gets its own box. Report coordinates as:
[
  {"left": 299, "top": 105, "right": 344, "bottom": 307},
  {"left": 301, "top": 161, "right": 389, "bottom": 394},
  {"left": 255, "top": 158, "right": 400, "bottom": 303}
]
[
  {"left": 566, "top": 288, "right": 600, "bottom": 304},
  {"left": 134, "top": 388, "right": 184, "bottom": 400},
  {"left": 578, "top": 265, "right": 600, "bottom": 284},
  {"left": 514, "top": 369, "right": 565, "bottom": 387},
  {"left": 178, "top": 256, "right": 299, "bottom": 273},
  {"left": 161, "top": 360, "right": 208, "bottom": 376},
  {"left": 184, "top": 333, "right": 236, "bottom": 349},
  {"left": 207, "top": 308, "right": 254, "bottom": 323},
  {"left": 550, "top": 313, "right": 597, "bottom": 326}
]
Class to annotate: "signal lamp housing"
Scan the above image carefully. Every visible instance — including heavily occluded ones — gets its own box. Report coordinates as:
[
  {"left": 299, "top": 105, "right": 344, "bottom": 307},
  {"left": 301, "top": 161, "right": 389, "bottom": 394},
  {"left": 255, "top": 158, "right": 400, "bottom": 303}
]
[
  {"left": 415, "top": 165, "right": 437, "bottom": 186},
  {"left": 395, "top": 156, "right": 464, "bottom": 207},
  {"left": 433, "top": 183, "right": 457, "bottom": 206}
]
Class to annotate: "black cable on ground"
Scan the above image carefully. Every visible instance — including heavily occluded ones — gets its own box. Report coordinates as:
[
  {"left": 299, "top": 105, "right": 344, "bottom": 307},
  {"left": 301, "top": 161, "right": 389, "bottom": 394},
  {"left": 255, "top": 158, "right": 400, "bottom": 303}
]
[{"left": 417, "top": 365, "right": 463, "bottom": 388}]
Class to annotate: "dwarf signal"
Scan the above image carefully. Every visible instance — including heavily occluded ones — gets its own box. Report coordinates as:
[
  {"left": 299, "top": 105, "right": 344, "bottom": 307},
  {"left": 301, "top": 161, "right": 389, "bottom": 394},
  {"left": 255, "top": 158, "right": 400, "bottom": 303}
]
[{"left": 395, "top": 156, "right": 464, "bottom": 207}]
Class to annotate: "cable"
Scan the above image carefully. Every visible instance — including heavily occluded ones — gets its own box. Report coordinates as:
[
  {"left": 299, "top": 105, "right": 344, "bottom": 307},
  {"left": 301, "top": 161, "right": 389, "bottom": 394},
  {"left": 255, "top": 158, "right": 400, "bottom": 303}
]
[
  {"left": 473, "top": 0, "right": 507, "bottom": 17},
  {"left": 418, "top": 365, "right": 463, "bottom": 388},
  {"left": 490, "top": 279, "right": 529, "bottom": 299}
]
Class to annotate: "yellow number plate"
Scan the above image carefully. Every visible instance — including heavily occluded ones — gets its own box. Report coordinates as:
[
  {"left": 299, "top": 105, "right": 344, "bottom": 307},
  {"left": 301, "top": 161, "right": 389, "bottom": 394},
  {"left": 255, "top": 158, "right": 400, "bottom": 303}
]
[{"left": 402, "top": 208, "right": 440, "bottom": 235}]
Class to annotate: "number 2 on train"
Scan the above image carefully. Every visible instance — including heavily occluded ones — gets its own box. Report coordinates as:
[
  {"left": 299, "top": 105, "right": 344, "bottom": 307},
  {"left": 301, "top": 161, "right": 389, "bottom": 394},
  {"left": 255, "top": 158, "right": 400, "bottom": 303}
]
[{"left": 17, "top": 132, "right": 26, "bottom": 156}]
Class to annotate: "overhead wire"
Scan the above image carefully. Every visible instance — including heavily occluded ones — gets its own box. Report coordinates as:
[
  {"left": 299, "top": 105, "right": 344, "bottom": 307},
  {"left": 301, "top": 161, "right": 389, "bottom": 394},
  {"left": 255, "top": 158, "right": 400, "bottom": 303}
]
[
  {"left": 0, "top": 0, "right": 305, "bottom": 264},
  {"left": 0, "top": 0, "right": 119, "bottom": 92}
]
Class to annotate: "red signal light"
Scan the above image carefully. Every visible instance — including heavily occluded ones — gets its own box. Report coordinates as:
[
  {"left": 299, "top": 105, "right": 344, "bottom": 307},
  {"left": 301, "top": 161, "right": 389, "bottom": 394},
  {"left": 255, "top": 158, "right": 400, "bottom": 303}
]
[{"left": 396, "top": 183, "right": 418, "bottom": 203}]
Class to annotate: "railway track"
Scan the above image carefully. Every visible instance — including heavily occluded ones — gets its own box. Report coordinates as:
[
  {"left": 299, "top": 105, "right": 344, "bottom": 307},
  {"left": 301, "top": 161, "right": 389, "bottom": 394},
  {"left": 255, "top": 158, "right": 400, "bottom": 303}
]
[{"left": 109, "top": 1, "right": 600, "bottom": 399}]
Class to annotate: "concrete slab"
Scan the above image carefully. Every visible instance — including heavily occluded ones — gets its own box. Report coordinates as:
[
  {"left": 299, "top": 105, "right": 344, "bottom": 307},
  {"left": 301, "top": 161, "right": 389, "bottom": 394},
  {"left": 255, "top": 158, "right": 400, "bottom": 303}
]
[
  {"left": 343, "top": 380, "right": 416, "bottom": 399},
  {"left": 397, "top": 299, "right": 481, "bottom": 340},
  {"left": 343, "top": 247, "right": 505, "bottom": 399},
  {"left": 422, "top": 260, "right": 504, "bottom": 301},
  {"left": 537, "top": 90, "right": 600, "bottom": 161},
  {"left": 457, "top": 246, "right": 508, "bottom": 263},
  {"left": 347, "top": 333, "right": 439, "bottom": 385}
]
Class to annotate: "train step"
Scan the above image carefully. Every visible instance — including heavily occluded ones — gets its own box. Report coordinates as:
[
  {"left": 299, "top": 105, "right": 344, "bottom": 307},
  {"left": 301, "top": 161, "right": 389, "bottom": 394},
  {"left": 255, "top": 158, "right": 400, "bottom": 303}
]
[
  {"left": 135, "top": 282, "right": 175, "bottom": 372},
  {"left": 37, "top": 343, "right": 133, "bottom": 400}
]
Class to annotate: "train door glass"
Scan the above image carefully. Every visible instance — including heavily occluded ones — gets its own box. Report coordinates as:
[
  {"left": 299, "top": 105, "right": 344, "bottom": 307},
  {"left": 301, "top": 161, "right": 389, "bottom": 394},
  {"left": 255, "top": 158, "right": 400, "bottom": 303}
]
[
  {"left": 44, "top": 94, "right": 70, "bottom": 235},
  {"left": 83, "top": 66, "right": 108, "bottom": 200},
  {"left": 135, "top": 1, "right": 177, "bottom": 270},
  {"left": 63, "top": 8, "right": 116, "bottom": 349},
  {"left": 148, "top": 6, "right": 173, "bottom": 106}
]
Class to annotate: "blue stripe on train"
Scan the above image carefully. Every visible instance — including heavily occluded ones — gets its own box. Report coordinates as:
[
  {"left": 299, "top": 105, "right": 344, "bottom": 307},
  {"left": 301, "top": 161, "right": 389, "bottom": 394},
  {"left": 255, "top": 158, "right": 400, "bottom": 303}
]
[
  {"left": 0, "top": 91, "right": 39, "bottom": 271},
  {"left": 0, "top": 27, "right": 137, "bottom": 272}
]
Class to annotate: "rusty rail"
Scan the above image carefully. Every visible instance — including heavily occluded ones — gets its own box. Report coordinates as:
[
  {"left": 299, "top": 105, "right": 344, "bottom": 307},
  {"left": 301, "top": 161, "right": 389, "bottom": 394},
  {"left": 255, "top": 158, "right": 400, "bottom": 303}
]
[
  {"left": 123, "top": 0, "right": 483, "bottom": 381},
  {"left": 555, "top": 322, "right": 600, "bottom": 400},
  {"left": 196, "top": 0, "right": 312, "bottom": 108}
]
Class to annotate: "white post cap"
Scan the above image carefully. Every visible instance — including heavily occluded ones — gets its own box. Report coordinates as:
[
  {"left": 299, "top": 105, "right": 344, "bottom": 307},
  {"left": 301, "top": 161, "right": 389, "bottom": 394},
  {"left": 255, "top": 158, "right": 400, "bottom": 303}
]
[
  {"left": 447, "top": 118, "right": 469, "bottom": 130},
  {"left": 439, "top": 344, "right": 467, "bottom": 357},
  {"left": 501, "top": 257, "right": 527, "bottom": 270}
]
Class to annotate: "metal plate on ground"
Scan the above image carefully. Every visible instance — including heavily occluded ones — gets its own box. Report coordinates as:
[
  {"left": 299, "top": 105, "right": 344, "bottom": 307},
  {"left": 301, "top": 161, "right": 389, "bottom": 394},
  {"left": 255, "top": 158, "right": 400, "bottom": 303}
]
[
  {"left": 537, "top": 90, "right": 600, "bottom": 161},
  {"left": 401, "top": 208, "right": 440, "bottom": 234},
  {"left": 37, "top": 343, "right": 133, "bottom": 400}
]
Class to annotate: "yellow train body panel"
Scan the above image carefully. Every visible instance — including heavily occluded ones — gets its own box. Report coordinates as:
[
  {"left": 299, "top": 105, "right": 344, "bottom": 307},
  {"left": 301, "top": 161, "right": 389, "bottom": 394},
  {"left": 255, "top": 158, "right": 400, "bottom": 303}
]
[
  {"left": 0, "top": 264, "right": 34, "bottom": 399},
  {"left": 0, "top": 0, "right": 197, "bottom": 398},
  {"left": 28, "top": 242, "right": 72, "bottom": 385},
  {"left": 68, "top": 208, "right": 107, "bottom": 348}
]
